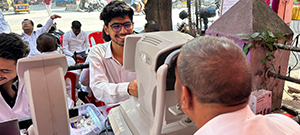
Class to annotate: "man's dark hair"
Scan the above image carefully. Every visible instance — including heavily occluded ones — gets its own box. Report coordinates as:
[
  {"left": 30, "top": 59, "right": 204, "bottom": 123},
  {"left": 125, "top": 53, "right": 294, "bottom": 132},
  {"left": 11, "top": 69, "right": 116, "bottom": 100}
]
[
  {"left": 36, "top": 33, "right": 57, "bottom": 53},
  {"left": 22, "top": 19, "right": 34, "bottom": 26},
  {"left": 102, "top": 28, "right": 111, "bottom": 42},
  {"left": 0, "top": 33, "right": 27, "bottom": 63},
  {"left": 100, "top": 1, "right": 134, "bottom": 26},
  {"left": 178, "top": 36, "right": 252, "bottom": 106},
  {"left": 144, "top": 20, "right": 160, "bottom": 32},
  {"left": 72, "top": 20, "right": 82, "bottom": 29}
]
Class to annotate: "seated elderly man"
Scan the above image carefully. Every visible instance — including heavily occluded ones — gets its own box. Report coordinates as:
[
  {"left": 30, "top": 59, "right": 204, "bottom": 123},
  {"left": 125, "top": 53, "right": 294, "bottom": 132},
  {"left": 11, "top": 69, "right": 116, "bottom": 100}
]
[
  {"left": 36, "top": 33, "right": 80, "bottom": 107},
  {"left": 174, "top": 36, "right": 300, "bottom": 135}
]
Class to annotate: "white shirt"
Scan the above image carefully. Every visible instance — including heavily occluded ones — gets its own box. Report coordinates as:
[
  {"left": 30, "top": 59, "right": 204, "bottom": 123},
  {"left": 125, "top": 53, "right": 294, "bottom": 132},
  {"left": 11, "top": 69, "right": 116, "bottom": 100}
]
[
  {"left": 79, "top": 56, "right": 92, "bottom": 97},
  {"left": 89, "top": 41, "right": 136, "bottom": 105},
  {"left": 21, "top": 18, "right": 53, "bottom": 57},
  {"left": 195, "top": 105, "right": 300, "bottom": 135},
  {"left": 62, "top": 30, "right": 90, "bottom": 57},
  {"left": 0, "top": 81, "right": 31, "bottom": 122},
  {"left": 0, "top": 10, "right": 11, "bottom": 34},
  {"left": 41, "top": 51, "right": 80, "bottom": 108}
]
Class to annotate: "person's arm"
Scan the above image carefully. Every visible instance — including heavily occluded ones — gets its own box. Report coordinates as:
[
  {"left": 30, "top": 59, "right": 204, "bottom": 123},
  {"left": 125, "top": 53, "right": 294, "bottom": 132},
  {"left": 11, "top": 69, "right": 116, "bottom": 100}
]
[
  {"left": 89, "top": 46, "right": 130, "bottom": 104},
  {"left": 80, "top": 57, "right": 90, "bottom": 86},
  {"left": 62, "top": 32, "right": 74, "bottom": 56},
  {"left": 84, "top": 32, "right": 90, "bottom": 53},
  {"left": 37, "top": 14, "right": 61, "bottom": 34},
  {"left": 0, "top": 10, "right": 11, "bottom": 34}
]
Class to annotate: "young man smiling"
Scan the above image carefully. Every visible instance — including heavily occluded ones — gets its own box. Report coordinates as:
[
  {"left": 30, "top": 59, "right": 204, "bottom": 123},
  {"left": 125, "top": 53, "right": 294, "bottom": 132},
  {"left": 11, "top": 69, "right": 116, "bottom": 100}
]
[
  {"left": 0, "top": 33, "right": 30, "bottom": 122},
  {"left": 89, "top": 1, "right": 138, "bottom": 105}
]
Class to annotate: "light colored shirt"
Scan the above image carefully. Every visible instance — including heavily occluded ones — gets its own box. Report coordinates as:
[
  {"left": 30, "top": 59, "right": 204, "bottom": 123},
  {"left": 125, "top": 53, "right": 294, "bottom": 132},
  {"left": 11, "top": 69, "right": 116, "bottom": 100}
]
[
  {"left": 0, "top": 10, "right": 11, "bottom": 34},
  {"left": 79, "top": 56, "right": 92, "bottom": 97},
  {"left": 21, "top": 18, "right": 53, "bottom": 57},
  {"left": 195, "top": 105, "right": 300, "bottom": 135},
  {"left": 62, "top": 30, "right": 90, "bottom": 57},
  {"left": 0, "top": 81, "right": 30, "bottom": 122},
  {"left": 89, "top": 41, "right": 136, "bottom": 105}
]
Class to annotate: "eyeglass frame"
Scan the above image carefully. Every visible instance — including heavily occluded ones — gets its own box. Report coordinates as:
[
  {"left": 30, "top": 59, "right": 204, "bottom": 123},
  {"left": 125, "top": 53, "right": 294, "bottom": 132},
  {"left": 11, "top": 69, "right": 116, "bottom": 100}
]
[
  {"left": 22, "top": 22, "right": 31, "bottom": 25},
  {"left": 109, "top": 22, "right": 134, "bottom": 32}
]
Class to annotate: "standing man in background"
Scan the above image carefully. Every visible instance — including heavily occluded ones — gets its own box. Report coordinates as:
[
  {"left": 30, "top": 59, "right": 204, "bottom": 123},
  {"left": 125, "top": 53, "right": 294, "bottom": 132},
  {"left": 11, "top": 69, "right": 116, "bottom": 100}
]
[
  {"left": 21, "top": 14, "right": 61, "bottom": 57},
  {"left": 44, "top": 0, "right": 52, "bottom": 16}
]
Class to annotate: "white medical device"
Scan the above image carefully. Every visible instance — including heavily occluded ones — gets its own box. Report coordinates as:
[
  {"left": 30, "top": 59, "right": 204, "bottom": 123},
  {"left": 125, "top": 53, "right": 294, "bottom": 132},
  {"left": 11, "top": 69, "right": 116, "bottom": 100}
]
[
  {"left": 108, "top": 31, "right": 198, "bottom": 135},
  {"left": 17, "top": 54, "right": 70, "bottom": 135}
]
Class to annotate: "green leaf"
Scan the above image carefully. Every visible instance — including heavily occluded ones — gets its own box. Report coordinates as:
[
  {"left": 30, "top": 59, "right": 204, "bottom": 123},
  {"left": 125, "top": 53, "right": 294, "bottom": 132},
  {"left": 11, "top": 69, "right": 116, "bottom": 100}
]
[
  {"left": 267, "top": 38, "right": 276, "bottom": 43},
  {"left": 251, "top": 32, "right": 260, "bottom": 39},
  {"left": 267, "top": 51, "right": 272, "bottom": 56},
  {"left": 242, "top": 37, "right": 251, "bottom": 40},
  {"left": 270, "top": 54, "right": 275, "bottom": 59},
  {"left": 284, "top": 43, "right": 288, "bottom": 50},
  {"left": 274, "top": 34, "right": 287, "bottom": 40},
  {"left": 269, "top": 31, "right": 275, "bottom": 38},
  {"left": 236, "top": 33, "right": 249, "bottom": 36},
  {"left": 259, "top": 34, "right": 267, "bottom": 41},
  {"left": 266, "top": 44, "right": 273, "bottom": 51},
  {"left": 270, "top": 64, "right": 276, "bottom": 72},
  {"left": 261, "top": 58, "right": 270, "bottom": 63},
  {"left": 264, "top": 27, "right": 270, "bottom": 38},
  {"left": 261, "top": 58, "right": 266, "bottom": 63},
  {"left": 243, "top": 43, "right": 252, "bottom": 50}
]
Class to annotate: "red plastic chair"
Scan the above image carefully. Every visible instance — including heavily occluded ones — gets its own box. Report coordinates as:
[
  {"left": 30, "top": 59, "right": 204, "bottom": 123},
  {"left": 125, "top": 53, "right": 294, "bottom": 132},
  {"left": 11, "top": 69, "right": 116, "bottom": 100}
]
[
  {"left": 59, "top": 35, "right": 64, "bottom": 47},
  {"left": 59, "top": 35, "right": 64, "bottom": 54},
  {"left": 64, "top": 71, "right": 77, "bottom": 106},
  {"left": 88, "top": 31, "right": 105, "bottom": 47}
]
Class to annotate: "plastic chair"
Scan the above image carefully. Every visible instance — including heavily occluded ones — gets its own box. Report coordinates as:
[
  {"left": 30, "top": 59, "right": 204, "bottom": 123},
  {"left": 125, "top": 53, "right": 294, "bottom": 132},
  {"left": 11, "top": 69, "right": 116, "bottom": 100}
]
[
  {"left": 88, "top": 31, "right": 105, "bottom": 47},
  {"left": 59, "top": 35, "right": 64, "bottom": 47},
  {"left": 64, "top": 71, "right": 77, "bottom": 106}
]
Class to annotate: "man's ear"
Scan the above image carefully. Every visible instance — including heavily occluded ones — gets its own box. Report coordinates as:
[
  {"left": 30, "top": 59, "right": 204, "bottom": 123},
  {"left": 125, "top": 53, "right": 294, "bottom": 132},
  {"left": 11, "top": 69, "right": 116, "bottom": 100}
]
[
  {"left": 180, "top": 86, "right": 193, "bottom": 110},
  {"left": 103, "top": 25, "right": 109, "bottom": 35}
]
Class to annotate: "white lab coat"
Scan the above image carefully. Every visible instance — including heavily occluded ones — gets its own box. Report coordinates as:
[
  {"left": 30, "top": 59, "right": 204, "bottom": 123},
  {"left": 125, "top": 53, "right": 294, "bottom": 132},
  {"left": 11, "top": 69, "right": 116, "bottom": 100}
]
[{"left": 0, "top": 81, "right": 31, "bottom": 122}]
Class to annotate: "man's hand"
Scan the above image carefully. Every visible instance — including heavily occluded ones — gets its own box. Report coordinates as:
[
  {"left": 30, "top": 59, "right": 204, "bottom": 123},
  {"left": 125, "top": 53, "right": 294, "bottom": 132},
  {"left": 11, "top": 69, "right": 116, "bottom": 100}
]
[
  {"left": 76, "top": 54, "right": 84, "bottom": 60},
  {"left": 50, "top": 14, "right": 61, "bottom": 20},
  {"left": 128, "top": 80, "right": 138, "bottom": 97}
]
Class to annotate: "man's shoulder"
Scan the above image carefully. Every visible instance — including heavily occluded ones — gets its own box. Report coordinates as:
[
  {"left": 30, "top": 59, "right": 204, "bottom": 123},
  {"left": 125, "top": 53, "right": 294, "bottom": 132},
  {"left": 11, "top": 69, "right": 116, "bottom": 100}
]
[
  {"left": 63, "top": 30, "right": 72, "bottom": 39},
  {"left": 90, "top": 42, "right": 110, "bottom": 56},
  {"left": 253, "top": 114, "right": 300, "bottom": 134},
  {"left": 263, "top": 113, "right": 299, "bottom": 124},
  {"left": 20, "top": 33, "right": 28, "bottom": 38},
  {"left": 65, "top": 30, "right": 72, "bottom": 35},
  {"left": 81, "top": 31, "right": 88, "bottom": 35}
]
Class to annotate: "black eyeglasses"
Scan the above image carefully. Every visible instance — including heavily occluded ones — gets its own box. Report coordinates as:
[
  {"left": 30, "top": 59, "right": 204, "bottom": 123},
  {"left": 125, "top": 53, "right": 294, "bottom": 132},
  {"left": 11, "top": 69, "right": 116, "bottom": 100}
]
[{"left": 110, "top": 22, "right": 134, "bottom": 32}]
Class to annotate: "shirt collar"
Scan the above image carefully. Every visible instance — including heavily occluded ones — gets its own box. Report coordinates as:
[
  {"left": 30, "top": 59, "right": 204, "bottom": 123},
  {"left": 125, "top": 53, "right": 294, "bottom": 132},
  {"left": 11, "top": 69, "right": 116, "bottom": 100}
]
[
  {"left": 71, "top": 30, "right": 81, "bottom": 36},
  {"left": 21, "top": 31, "right": 36, "bottom": 37},
  {"left": 104, "top": 41, "right": 113, "bottom": 59},
  {"left": 195, "top": 105, "right": 255, "bottom": 134},
  {"left": 42, "top": 51, "right": 59, "bottom": 54}
]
